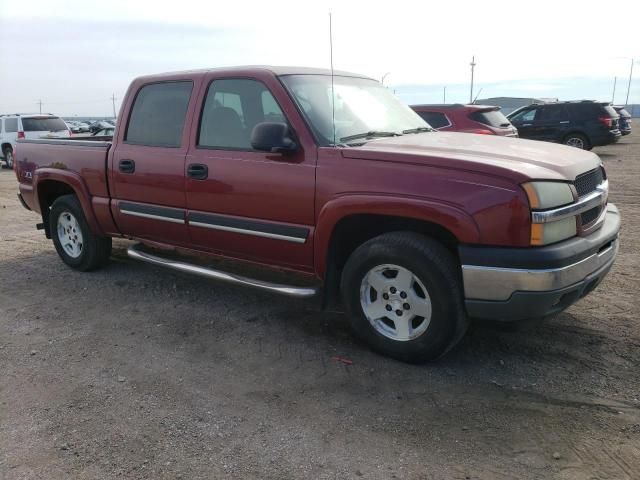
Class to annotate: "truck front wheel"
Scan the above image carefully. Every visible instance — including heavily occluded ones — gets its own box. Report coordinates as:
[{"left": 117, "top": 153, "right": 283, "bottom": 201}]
[
  {"left": 341, "top": 232, "right": 467, "bottom": 363},
  {"left": 50, "top": 194, "right": 112, "bottom": 271}
]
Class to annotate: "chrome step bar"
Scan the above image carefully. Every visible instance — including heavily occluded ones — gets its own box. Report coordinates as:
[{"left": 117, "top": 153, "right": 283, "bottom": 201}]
[{"left": 127, "top": 243, "right": 318, "bottom": 298}]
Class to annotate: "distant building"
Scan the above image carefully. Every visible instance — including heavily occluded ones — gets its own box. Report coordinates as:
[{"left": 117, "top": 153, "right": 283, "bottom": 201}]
[{"left": 474, "top": 97, "right": 557, "bottom": 115}]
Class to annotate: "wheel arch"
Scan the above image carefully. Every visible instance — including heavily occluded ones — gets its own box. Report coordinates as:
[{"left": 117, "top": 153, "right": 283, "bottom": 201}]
[
  {"left": 34, "top": 169, "right": 102, "bottom": 238},
  {"left": 316, "top": 196, "right": 480, "bottom": 309}
]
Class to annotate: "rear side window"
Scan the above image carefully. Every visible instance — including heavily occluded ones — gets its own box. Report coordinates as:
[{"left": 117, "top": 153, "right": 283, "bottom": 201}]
[
  {"left": 469, "top": 109, "right": 511, "bottom": 127},
  {"left": 22, "top": 117, "right": 67, "bottom": 132},
  {"left": 416, "top": 111, "right": 450, "bottom": 129},
  {"left": 602, "top": 105, "right": 618, "bottom": 117},
  {"left": 616, "top": 108, "right": 631, "bottom": 118},
  {"left": 198, "top": 78, "right": 286, "bottom": 150},
  {"left": 538, "top": 105, "right": 569, "bottom": 122},
  {"left": 125, "top": 81, "right": 193, "bottom": 147},
  {"left": 4, "top": 118, "right": 18, "bottom": 132}
]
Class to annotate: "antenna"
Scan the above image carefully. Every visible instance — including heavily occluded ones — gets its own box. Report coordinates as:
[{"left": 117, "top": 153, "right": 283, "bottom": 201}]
[
  {"left": 472, "top": 87, "right": 483, "bottom": 104},
  {"left": 329, "top": 12, "right": 336, "bottom": 146},
  {"left": 111, "top": 93, "right": 117, "bottom": 118}
]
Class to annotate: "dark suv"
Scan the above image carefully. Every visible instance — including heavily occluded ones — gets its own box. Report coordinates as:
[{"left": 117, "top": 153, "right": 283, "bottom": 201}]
[
  {"left": 614, "top": 106, "right": 632, "bottom": 135},
  {"left": 507, "top": 101, "right": 621, "bottom": 150}
]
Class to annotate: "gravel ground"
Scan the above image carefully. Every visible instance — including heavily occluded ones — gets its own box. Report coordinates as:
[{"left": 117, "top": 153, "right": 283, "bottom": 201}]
[{"left": 1, "top": 133, "right": 639, "bottom": 480}]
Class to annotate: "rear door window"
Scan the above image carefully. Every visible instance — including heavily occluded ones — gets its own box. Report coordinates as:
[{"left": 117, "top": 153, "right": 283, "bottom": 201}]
[
  {"left": 538, "top": 105, "right": 569, "bottom": 122},
  {"left": 125, "top": 81, "right": 193, "bottom": 147},
  {"left": 416, "top": 111, "right": 450, "bottom": 129},
  {"left": 4, "top": 118, "right": 18, "bottom": 132},
  {"left": 469, "top": 109, "right": 511, "bottom": 127},
  {"left": 21, "top": 117, "right": 67, "bottom": 132}
]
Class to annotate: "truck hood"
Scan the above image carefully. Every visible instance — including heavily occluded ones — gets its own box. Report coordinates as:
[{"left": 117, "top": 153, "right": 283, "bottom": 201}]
[{"left": 341, "top": 132, "right": 601, "bottom": 181}]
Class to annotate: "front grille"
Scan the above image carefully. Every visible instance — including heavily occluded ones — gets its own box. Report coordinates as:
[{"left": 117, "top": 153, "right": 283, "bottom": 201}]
[
  {"left": 580, "top": 206, "right": 601, "bottom": 225},
  {"left": 574, "top": 168, "right": 604, "bottom": 197}
]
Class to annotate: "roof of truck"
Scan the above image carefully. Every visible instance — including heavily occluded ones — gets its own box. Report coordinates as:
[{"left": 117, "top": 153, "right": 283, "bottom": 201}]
[{"left": 135, "top": 65, "right": 374, "bottom": 81}]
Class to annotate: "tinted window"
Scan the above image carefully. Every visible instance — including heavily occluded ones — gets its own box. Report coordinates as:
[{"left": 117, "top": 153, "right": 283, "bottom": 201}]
[
  {"left": 22, "top": 116, "right": 67, "bottom": 132},
  {"left": 510, "top": 108, "right": 538, "bottom": 123},
  {"left": 616, "top": 108, "right": 631, "bottom": 118},
  {"left": 417, "top": 111, "right": 450, "bottom": 129},
  {"left": 4, "top": 118, "right": 18, "bottom": 132},
  {"left": 469, "top": 109, "right": 511, "bottom": 127},
  {"left": 125, "top": 81, "right": 193, "bottom": 147},
  {"left": 539, "top": 105, "right": 569, "bottom": 122},
  {"left": 199, "top": 79, "right": 286, "bottom": 150}
]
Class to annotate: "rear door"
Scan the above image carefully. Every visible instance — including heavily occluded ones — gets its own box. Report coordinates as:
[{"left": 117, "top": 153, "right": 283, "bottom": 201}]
[
  {"left": 109, "top": 79, "right": 198, "bottom": 245},
  {"left": 535, "top": 104, "right": 570, "bottom": 141},
  {"left": 184, "top": 74, "right": 316, "bottom": 270}
]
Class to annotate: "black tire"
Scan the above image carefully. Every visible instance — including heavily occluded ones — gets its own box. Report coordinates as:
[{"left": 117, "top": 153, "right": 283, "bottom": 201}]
[
  {"left": 49, "top": 194, "right": 112, "bottom": 271},
  {"left": 2, "top": 147, "right": 13, "bottom": 169},
  {"left": 563, "top": 133, "right": 590, "bottom": 150},
  {"left": 340, "top": 232, "right": 468, "bottom": 363}
]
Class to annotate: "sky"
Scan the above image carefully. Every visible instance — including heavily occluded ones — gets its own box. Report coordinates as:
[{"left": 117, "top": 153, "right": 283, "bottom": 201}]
[{"left": 0, "top": 0, "right": 638, "bottom": 116}]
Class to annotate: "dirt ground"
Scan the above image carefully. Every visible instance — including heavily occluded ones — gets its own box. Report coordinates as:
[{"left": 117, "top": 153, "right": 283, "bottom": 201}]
[{"left": 1, "top": 133, "right": 639, "bottom": 480}]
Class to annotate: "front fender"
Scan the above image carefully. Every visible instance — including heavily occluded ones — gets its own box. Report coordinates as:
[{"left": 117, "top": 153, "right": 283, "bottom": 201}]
[
  {"left": 33, "top": 168, "right": 103, "bottom": 235},
  {"left": 314, "top": 194, "right": 480, "bottom": 278}
]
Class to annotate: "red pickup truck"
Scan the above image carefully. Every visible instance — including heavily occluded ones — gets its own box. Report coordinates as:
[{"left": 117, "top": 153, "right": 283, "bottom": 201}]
[{"left": 15, "top": 66, "right": 620, "bottom": 363}]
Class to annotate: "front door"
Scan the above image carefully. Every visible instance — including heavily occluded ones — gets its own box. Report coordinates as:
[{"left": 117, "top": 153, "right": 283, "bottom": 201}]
[
  {"left": 509, "top": 107, "right": 540, "bottom": 140},
  {"left": 109, "top": 79, "right": 197, "bottom": 246},
  {"left": 185, "top": 76, "right": 316, "bottom": 270}
]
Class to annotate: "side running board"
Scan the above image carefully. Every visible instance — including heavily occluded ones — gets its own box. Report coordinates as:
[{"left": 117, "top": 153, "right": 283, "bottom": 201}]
[{"left": 127, "top": 243, "right": 318, "bottom": 298}]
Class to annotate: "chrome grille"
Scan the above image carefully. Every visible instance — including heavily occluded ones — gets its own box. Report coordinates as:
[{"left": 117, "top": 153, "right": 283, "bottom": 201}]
[
  {"left": 574, "top": 168, "right": 604, "bottom": 197},
  {"left": 580, "top": 206, "right": 601, "bottom": 225}
]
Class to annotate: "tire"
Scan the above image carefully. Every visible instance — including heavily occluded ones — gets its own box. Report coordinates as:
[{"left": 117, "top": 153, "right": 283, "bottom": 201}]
[
  {"left": 2, "top": 147, "right": 13, "bottom": 169},
  {"left": 563, "top": 133, "right": 590, "bottom": 150},
  {"left": 49, "top": 194, "right": 112, "bottom": 271},
  {"left": 340, "top": 232, "right": 468, "bottom": 363}
]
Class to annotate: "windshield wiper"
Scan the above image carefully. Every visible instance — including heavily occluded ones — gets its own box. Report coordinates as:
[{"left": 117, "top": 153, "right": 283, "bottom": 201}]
[
  {"left": 402, "top": 126, "right": 435, "bottom": 134},
  {"left": 340, "top": 131, "right": 402, "bottom": 142}
]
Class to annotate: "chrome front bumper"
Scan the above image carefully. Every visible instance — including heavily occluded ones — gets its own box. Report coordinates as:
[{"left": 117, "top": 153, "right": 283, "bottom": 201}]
[{"left": 460, "top": 204, "right": 620, "bottom": 320}]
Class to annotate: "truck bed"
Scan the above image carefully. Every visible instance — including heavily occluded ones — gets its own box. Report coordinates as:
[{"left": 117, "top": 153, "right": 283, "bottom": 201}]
[{"left": 15, "top": 137, "right": 112, "bottom": 212}]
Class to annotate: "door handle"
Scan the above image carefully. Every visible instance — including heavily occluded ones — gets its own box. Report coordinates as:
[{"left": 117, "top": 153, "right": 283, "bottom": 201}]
[
  {"left": 187, "top": 163, "right": 208, "bottom": 180},
  {"left": 559, "top": 121, "right": 570, "bottom": 124},
  {"left": 522, "top": 123, "right": 532, "bottom": 127},
  {"left": 119, "top": 159, "right": 135, "bottom": 173}
]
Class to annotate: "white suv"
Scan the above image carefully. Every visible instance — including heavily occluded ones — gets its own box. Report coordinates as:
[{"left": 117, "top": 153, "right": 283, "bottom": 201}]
[{"left": 1, "top": 114, "right": 71, "bottom": 168}]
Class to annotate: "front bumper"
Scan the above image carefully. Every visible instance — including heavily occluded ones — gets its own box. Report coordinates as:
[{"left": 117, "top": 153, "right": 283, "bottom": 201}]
[{"left": 460, "top": 204, "right": 620, "bottom": 321}]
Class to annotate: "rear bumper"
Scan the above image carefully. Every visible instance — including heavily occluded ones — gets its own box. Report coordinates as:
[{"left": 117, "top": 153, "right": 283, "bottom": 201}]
[
  {"left": 591, "top": 130, "right": 621, "bottom": 146},
  {"left": 460, "top": 204, "right": 620, "bottom": 321}
]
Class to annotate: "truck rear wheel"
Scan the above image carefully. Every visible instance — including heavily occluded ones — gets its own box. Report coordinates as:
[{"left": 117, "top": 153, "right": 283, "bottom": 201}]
[
  {"left": 50, "top": 194, "right": 112, "bottom": 271},
  {"left": 2, "top": 147, "right": 13, "bottom": 169},
  {"left": 341, "top": 232, "right": 467, "bottom": 363}
]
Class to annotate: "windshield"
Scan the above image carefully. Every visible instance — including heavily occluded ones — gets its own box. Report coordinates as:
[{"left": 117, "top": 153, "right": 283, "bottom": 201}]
[
  {"left": 22, "top": 116, "right": 68, "bottom": 132},
  {"left": 280, "top": 74, "right": 430, "bottom": 145}
]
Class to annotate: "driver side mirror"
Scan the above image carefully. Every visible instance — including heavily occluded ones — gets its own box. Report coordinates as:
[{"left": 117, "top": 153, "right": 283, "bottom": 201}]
[{"left": 250, "top": 122, "right": 298, "bottom": 154}]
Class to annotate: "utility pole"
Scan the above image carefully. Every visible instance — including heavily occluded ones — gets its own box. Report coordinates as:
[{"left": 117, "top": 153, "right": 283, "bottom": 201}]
[
  {"left": 111, "top": 93, "right": 117, "bottom": 118},
  {"left": 37, "top": 99, "right": 43, "bottom": 114},
  {"left": 443, "top": 86, "right": 446, "bottom": 103},
  {"left": 624, "top": 58, "right": 634, "bottom": 107},
  {"left": 612, "top": 76, "right": 617, "bottom": 103},
  {"left": 469, "top": 56, "right": 476, "bottom": 104}
]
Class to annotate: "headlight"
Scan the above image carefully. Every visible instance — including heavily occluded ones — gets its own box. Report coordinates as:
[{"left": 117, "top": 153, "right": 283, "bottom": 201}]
[
  {"left": 522, "top": 181, "right": 577, "bottom": 246},
  {"left": 522, "top": 181, "right": 574, "bottom": 209},
  {"left": 530, "top": 217, "right": 577, "bottom": 246}
]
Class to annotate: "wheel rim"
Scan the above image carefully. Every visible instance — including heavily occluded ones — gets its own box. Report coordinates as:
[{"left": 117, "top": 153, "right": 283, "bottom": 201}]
[
  {"left": 5, "top": 150, "right": 13, "bottom": 167},
  {"left": 57, "top": 211, "right": 84, "bottom": 258},
  {"left": 566, "top": 137, "right": 584, "bottom": 149},
  {"left": 359, "top": 264, "right": 432, "bottom": 342}
]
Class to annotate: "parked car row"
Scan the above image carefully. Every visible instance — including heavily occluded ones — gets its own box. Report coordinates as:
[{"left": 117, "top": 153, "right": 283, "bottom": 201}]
[{"left": 410, "top": 100, "right": 630, "bottom": 150}]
